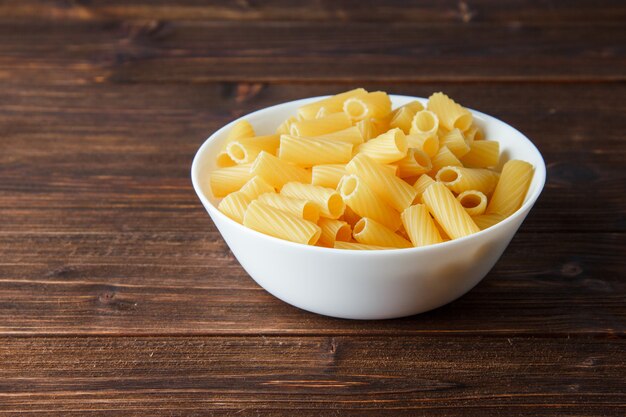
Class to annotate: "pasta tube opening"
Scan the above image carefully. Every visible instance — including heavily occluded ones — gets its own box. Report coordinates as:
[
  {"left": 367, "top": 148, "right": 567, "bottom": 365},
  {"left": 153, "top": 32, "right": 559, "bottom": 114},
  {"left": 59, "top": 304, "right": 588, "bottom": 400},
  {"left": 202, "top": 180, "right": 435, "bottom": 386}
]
[
  {"left": 436, "top": 166, "right": 460, "bottom": 183},
  {"left": 411, "top": 110, "right": 439, "bottom": 136},
  {"left": 457, "top": 190, "right": 487, "bottom": 216}
]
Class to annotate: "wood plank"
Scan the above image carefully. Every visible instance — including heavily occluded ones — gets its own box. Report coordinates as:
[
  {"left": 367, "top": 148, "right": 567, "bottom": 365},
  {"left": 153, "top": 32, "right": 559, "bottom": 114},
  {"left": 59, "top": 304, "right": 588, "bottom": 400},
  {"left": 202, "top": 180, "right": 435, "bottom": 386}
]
[
  {"left": 0, "top": 232, "right": 623, "bottom": 336},
  {"left": 0, "top": 336, "right": 624, "bottom": 415},
  {"left": 1, "top": 82, "right": 624, "bottom": 233},
  {"left": 0, "top": 20, "right": 624, "bottom": 84},
  {"left": 1, "top": 0, "right": 625, "bottom": 23}
]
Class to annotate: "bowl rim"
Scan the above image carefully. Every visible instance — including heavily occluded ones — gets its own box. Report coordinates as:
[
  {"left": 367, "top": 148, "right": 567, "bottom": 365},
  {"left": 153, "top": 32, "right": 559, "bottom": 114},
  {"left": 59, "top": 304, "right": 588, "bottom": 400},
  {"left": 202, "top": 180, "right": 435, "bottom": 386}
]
[{"left": 191, "top": 94, "right": 547, "bottom": 255}]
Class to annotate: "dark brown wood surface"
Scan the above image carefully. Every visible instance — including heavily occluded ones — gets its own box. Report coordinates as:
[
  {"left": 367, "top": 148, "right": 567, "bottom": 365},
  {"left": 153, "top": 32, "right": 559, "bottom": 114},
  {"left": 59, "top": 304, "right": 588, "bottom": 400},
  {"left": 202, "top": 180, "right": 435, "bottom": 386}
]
[{"left": 0, "top": 1, "right": 624, "bottom": 415}]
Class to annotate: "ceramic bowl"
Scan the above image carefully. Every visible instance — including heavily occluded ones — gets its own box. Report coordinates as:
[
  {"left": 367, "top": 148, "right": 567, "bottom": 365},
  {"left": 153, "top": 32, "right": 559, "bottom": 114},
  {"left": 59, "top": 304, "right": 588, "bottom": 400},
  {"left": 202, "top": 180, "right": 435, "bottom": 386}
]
[{"left": 191, "top": 95, "right": 546, "bottom": 319}]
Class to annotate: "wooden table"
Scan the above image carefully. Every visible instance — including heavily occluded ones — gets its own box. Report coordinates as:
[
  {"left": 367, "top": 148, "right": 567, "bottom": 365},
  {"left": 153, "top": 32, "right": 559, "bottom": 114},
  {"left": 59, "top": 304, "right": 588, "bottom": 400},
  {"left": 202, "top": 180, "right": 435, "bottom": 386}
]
[{"left": 1, "top": 1, "right": 625, "bottom": 415}]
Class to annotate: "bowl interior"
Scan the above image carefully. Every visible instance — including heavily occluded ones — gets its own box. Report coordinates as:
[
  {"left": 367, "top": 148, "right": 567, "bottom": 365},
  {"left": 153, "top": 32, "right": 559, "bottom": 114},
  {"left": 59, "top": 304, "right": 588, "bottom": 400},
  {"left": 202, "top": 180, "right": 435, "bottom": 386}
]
[{"left": 192, "top": 95, "right": 546, "bottom": 240}]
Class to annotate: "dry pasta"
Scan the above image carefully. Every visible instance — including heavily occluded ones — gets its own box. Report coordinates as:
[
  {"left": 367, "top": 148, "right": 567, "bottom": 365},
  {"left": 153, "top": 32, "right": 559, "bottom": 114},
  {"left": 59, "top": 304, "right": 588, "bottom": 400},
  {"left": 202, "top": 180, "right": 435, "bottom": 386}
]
[
  {"left": 394, "top": 148, "right": 432, "bottom": 178},
  {"left": 281, "top": 182, "right": 345, "bottom": 219},
  {"left": 209, "top": 89, "right": 534, "bottom": 248},
  {"left": 311, "top": 164, "right": 346, "bottom": 188},
  {"left": 210, "top": 163, "right": 253, "bottom": 198},
  {"left": 334, "top": 241, "right": 391, "bottom": 250},
  {"left": 279, "top": 135, "right": 353, "bottom": 167},
  {"left": 461, "top": 141, "right": 500, "bottom": 168},
  {"left": 422, "top": 182, "right": 480, "bottom": 239},
  {"left": 401, "top": 204, "right": 443, "bottom": 247},
  {"left": 346, "top": 154, "right": 417, "bottom": 211},
  {"left": 227, "top": 134, "right": 280, "bottom": 164},
  {"left": 290, "top": 112, "right": 352, "bottom": 137},
  {"left": 217, "top": 192, "right": 251, "bottom": 224},
  {"left": 297, "top": 88, "right": 367, "bottom": 120},
  {"left": 487, "top": 160, "right": 534, "bottom": 217},
  {"left": 440, "top": 128, "right": 470, "bottom": 158},
  {"left": 353, "top": 217, "right": 412, "bottom": 248},
  {"left": 338, "top": 174, "right": 401, "bottom": 231},
  {"left": 436, "top": 166, "right": 500, "bottom": 195},
  {"left": 257, "top": 192, "right": 320, "bottom": 223},
  {"left": 317, "top": 218, "right": 352, "bottom": 247},
  {"left": 472, "top": 212, "right": 506, "bottom": 230},
  {"left": 238, "top": 176, "right": 275, "bottom": 200},
  {"left": 406, "top": 133, "right": 439, "bottom": 157},
  {"left": 427, "top": 92, "right": 473, "bottom": 131},
  {"left": 244, "top": 200, "right": 321, "bottom": 245},
  {"left": 250, "top": 151, "right": 310, "bottom": 189},
  {"left": 456, "top": 190, "right": 488, "bottom": 216},
  {"left": 357, "top": 128, "right": 408, "bottom": 164}
]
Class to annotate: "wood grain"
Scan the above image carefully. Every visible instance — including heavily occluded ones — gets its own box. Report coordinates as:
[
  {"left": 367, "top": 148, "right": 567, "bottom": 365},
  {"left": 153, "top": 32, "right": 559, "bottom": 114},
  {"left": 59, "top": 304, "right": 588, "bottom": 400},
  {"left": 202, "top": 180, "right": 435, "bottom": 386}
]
[
  {"left": 1, "top": 0, "right": 625, "bottom": 23},
  {"left": 0, "top": 336, "right": 624, "bottom": 415},
  {"left": 1, "top": 82, "right": 624, "bottom": 234},
  {"left": 1, "top": 20, "right": 624, "bottom": 85},
  {"left": 0, "top": 232, "right": 623, "bottom": 336}
]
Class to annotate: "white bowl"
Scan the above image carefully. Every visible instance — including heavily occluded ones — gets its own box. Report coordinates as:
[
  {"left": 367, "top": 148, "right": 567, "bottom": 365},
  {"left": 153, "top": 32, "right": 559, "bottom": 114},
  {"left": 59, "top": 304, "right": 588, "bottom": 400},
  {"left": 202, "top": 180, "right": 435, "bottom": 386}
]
[{"left": 191, "top": 95, "right": 546, "bottom": 320}]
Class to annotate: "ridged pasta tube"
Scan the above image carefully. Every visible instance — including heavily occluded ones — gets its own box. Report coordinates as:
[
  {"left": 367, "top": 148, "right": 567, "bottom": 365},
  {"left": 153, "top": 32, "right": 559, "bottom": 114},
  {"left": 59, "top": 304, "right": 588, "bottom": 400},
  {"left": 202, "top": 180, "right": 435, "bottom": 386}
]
[
  {"left": 357, "top": 128, "right": 408, "bottom": 164},
  {"left": 353, "top": 217, "right": 412, "bottom": 248},
  {"left": 238, "top": 176, "right": 275, "bottom": 200},
  {"left": 217, "top": 192, "right": 251, "bottom": 224},
  {"left": 290, "top": 112, "right": 352, "bottom": 137},
  {"left": 422, "top": 182, "right": 480, "bottom": 239},
  {"left": 297, "top": 88, "right": 368, "bottom": 120},
  {"left": 250, "top": 151, "right": 310, "bottom": 189},
  {"left": 430, "top": 145, "right": 463, "bottom": 174},
  {"left": 343, "top": 91, "right": 392, "bottom": 121},
  {"left": 427, "top": 92, "right": 473, "bottom": 132},
  {"left": 281, "top": 182, "right": 345, "bottom": 219},
  {"left": 316, "top": 218, "right": 352, "bottom": 247},
  {"left": 440, "top": 128, "right": 470, "bottom": 158},
  {"left": 210, "top": 163, "right": 252, "bottom": 198},
  {"left": 456, "top": 190, "right": 488, "bottom": 216},
  {"left": 487, "top": 160, "right": 534, "bottom": 216},
  {"left": 436, "top": 166, "right": 500, "bottom": 195},
  {"left": 406, "top": 133, "right": 439, "bottom": 157},
  {"left": 472, "top": 213, "right": 506, "bottom": 230},
  {"left": 338, "top": 174, "right": 401, "bottom": 230},
  {"left": 217, "top": 119, "right": 256, "bottom": 167},
  {"left": 243, "top": 201, "right": 321, "bottom": 245},
  {"left": 410, "top": 110, "right": 439, "bottom": 137},
  {"left": 394, "top": 148, "right": 432, "bottom": 178},
  {"left": 227, "top": 134, "right": 280, "bottom": 164},
  {"left": 461, "top": 141, "right": 500, "bottom": 168},
  {"left": 401, "top": 204, "right": 443, "bottom": 247},
  {"left": 346, "top": 154, "right": 417, "bottom": 211},
  {"left": 257, "top": 192, "right": 320, "bottom": 223},
  {"left": 279, "top": 135, "right": 353, "bottom": 167}
]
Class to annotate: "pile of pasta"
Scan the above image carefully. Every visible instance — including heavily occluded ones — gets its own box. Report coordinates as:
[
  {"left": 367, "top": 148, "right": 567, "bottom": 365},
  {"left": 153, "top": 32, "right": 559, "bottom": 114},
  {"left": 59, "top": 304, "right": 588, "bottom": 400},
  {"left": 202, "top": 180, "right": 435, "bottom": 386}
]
[{"left": 210, "top": 89, "right": 534, "bottom": 250}]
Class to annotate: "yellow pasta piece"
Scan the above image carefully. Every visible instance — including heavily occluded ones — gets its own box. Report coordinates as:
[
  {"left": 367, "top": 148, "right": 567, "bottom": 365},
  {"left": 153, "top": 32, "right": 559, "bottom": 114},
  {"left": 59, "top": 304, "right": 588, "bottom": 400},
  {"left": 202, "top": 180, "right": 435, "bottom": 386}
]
[
  {"left": 210, "top": 163, "right": 253, "bottom": 198},
  {"left": 460, "top": 140, "right": 500, "bottom": 168},
  {"left": 357, "top": 128, "right": 408, "bottom": 164},
  {"left": 243, "top": 201, "right": 321, "bottom": 245},
  {"left": 238, "top": 175, "right": 275, "bottom": 200},
  {"left": 394, "top": 100, "right": 424, "bottom": 115},
  {"left": 311, "top": 164, "right": 346, "bottom": 189},
  {"left": 338, "top": 174, "right": 401, "bottom": 230},
  {"left": 279, "top": 135, "right": 353, "bottom": 167},
  {"left": 440, "top": 128, "right": 470, "bottom": 158},
  {"left": 472, "top": 212, "right": 506, "bottom": 230},
  {"left": 410, "top": 110, "right": 439, "bottom": 138},
  {"left": 346, "top": 154, "right": 417, "bottom": 212},
  {"left": 412, "top": 174, "right": 436, "bottom": 203},
  {"left": 217, "top": 192, "right": 251, "bottom": 224},
  {"left": 394, "top": 148, "right": 432, "bottom": 178},
  {"left": 463, "top": 125, "right": 484, "bottom": 144},
  {"left": 389, "top": 106, "right": 415, "bottom": 134},
  {"left": 316, "top": 218, "right": 352, "bottom": 247},
  {"left": 290, "top": 112, "right": 352, "bottom": 137},
  {"left": 257, "top": 192, "right": 320, "bottom": 222},
  {"left": 281, "top": 182, "right": 345, "bottom": 219},
  {"left": 317, "top": 126, "right": 364, "bottom": 145},
  {"left": 217, "top": 120, "right": 256, "bottom": 167},
  {"left": 436, "top": 166, "right": 500, "bottom": 195},
  {"left": 429, "top": 145, "right": 462, "bottom": 175},
  {"left": 315, "top": 107, "right": 329, "bottom": 118},
  {"left": 353, "top": 217, "right": 412, "bottom": 248},
  {"left": 401, "top": 204, "right": 443, "bottom": 247},
  {"left": 343, "top": 91, "right": 392, "bottom": 121},
  {"left": 456, "top": 190, "right": 488, "bottom": 216},
  {"left": 276, "top": 116, "right": 297, "bottom": 135},
  {"left": 334, "top": 241, "right": 391, "bottom": 250},
  {"left": 297, "top": 88, "right": 368, "bottom": 120},
  {"left": 427, "top": 92, "right": 473, "bottom": 132},
  {"left": 227, "top": 134, "right": 280, "bottom": 164},
  {"left": 406, "top": 133, "right": 439, "bottom": 157},
  {"left": 250, "top": 151, "right": 310, "bottom": 190},
  {"left": 341, "top": 205, "right": 361, "bottom": 228},
  {"left": 487, "top": 160, "right": 534, "bottom": 217},
  {"left": 422, "top": 182, "right": 480, "bottom": 239}
]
